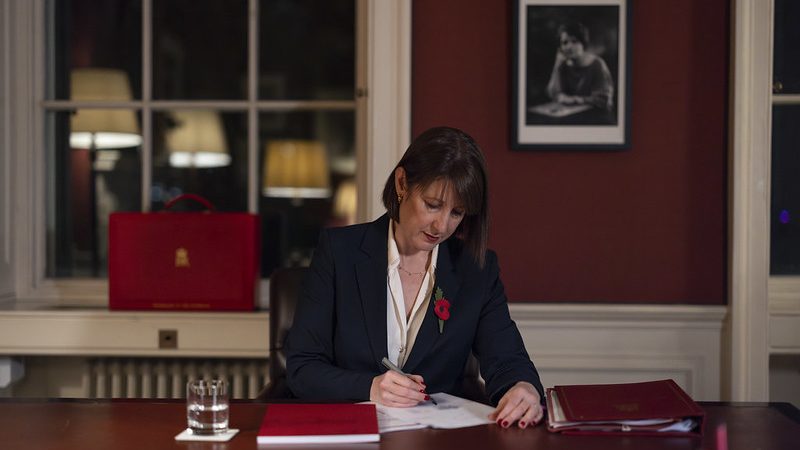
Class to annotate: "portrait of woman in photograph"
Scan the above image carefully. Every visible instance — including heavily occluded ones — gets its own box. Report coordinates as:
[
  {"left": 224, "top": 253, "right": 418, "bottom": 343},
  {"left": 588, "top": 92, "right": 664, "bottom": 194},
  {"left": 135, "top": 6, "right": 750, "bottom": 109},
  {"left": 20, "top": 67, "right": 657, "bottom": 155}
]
[
  {"left": 545, "top": 21, "right": 614, "bottom": 112},
  {"left": 522, "top": 5, "right": 621, "bottom": 127}
]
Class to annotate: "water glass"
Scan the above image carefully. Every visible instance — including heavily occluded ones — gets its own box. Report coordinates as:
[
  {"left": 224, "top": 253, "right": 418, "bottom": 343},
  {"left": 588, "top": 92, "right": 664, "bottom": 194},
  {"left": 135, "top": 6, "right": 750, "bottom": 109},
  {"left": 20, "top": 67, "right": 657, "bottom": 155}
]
[{"left": 186, "top": 379, "right": 229, "bottom": 435}]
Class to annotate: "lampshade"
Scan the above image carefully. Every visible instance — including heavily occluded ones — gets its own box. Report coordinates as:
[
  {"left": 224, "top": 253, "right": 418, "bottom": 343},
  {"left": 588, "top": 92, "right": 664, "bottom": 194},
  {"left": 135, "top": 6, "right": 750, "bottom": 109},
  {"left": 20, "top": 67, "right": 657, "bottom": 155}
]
[
  {"left": 333, "top": 179, "right": 357, "bottom": 225},
  {"left": 69, "top": 68, "right": 142, "bottom": 149},
  {"left": 262, "top": 140, "right": 331, "bottom": 198},
  {"left": 166, "top": 110, "right": 231, "bottom": 168}
]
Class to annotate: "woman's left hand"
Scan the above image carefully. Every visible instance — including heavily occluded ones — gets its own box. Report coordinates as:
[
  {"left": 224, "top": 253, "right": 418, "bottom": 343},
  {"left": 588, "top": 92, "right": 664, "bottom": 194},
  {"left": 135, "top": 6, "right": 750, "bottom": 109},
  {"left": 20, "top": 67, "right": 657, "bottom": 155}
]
[{"left": 488, "top": 381, "right": 543, "bottom": 429}]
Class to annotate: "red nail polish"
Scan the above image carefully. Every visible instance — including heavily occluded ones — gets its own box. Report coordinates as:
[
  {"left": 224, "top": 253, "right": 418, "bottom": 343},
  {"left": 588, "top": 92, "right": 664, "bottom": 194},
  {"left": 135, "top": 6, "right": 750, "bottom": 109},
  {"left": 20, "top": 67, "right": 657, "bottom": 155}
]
[
  {"left": 502, "top": 420, "right": 509, "bottom": 428},
  {"left": 496, "top": 419, "right": 502, "bottom": 426},
  {"left": 519, "top": 421, "right": 526, "bottom": 427},
  {"left": 424, "top": 395, "right": 430, "bottom": 400},
  {"left": 419, "top": 389, "right": 424, "bottom": 393}
]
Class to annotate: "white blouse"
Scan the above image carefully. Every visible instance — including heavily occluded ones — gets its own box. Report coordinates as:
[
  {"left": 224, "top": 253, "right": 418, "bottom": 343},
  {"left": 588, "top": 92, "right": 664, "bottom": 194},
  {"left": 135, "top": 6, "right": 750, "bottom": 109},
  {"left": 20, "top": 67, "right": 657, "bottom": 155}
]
[{"left": 386, "top": 219, "right": 438, "bottom": 368}]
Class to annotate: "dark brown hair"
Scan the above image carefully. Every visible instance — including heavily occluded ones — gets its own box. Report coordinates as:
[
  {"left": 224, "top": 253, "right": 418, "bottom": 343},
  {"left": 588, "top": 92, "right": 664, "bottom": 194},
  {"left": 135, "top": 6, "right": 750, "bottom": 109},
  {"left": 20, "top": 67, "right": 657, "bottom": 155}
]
[
  {"left": 382, "top": 126, "right": 489, "bottom": 267},
  {"left": 558, "top": 21, "right": 589, "bottom": 47}
]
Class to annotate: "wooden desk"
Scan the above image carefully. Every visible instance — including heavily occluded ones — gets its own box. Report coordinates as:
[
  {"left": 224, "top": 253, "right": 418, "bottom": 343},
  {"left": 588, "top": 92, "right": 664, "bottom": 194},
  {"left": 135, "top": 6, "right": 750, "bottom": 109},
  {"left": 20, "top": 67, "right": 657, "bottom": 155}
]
[{"left": 2, "top": 399, "right": 798, "bottom": 449}]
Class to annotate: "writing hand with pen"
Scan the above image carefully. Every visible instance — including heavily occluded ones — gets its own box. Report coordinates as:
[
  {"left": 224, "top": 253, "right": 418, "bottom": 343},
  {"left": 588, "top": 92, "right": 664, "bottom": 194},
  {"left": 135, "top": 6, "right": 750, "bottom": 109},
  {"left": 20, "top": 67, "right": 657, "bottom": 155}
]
[{"left": 370, "top": 357, "right": 437, "bottom": 407}]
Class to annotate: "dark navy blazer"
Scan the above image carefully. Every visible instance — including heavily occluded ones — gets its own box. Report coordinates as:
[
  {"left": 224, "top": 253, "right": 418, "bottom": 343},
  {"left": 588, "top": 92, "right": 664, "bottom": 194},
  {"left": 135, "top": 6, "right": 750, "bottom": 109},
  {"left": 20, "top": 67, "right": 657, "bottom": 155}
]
[{"left": 285, "top": 214, "right": 543, "bottom": 405}]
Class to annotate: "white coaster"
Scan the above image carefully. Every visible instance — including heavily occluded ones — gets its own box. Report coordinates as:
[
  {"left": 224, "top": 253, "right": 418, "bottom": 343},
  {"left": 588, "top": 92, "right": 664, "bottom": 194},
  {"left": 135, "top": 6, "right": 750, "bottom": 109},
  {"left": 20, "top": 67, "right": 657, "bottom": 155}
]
[{"left": 174, "top": 428, "right": 240, "bottom": 442}]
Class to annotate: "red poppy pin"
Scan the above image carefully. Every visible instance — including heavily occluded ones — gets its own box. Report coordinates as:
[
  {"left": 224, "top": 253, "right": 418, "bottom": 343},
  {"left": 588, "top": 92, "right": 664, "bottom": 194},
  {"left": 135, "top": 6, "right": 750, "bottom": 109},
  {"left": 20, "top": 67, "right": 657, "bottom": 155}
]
[{"left": 433, "top": 287, "right": 450, "bottom": 334}]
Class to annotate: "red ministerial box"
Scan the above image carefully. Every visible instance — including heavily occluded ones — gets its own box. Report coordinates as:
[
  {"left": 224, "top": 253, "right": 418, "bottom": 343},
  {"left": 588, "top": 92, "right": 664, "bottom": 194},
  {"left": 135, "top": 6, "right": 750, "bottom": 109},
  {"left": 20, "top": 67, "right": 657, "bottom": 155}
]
[{"left": 108, "top": 209, "right": 260, "bottom": 311}]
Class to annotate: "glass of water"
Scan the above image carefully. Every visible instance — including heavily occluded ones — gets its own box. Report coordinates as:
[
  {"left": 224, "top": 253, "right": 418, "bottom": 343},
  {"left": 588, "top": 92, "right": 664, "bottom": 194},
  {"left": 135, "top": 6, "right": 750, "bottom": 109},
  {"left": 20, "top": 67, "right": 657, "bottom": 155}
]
[{"left": 186, "top": 379, "right": 229, "bottom": 435}]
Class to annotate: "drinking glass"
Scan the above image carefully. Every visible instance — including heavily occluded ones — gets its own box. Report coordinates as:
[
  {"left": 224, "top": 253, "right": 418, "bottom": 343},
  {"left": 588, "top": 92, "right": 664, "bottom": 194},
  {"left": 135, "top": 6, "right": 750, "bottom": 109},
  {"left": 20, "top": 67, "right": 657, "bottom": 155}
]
[{"left": 186, "top": 379, "right": 229, "bottom": 435}]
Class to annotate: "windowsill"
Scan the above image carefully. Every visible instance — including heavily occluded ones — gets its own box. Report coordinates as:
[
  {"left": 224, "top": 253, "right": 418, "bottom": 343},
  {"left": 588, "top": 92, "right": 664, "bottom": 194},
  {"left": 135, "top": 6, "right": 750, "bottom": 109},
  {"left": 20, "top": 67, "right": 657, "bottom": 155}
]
[
  {"left": 0, "top": 299, "right": 269, "bottom": 313},
  {"left": 0, "top": 300, "right": 269, "bottom": 358}
]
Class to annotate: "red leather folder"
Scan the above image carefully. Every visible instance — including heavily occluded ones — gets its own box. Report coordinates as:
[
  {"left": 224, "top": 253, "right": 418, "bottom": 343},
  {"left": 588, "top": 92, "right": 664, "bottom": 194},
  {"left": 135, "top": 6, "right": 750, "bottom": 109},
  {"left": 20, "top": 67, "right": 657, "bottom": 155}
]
[
  {"left": 108, "top": 194, "right": 260, "bottom": 311},
  {"left": 257, "top": 404, "right": 380, "bottom": 444},
  {"left": 546, "top": 379, "right": 705, "bottom": 437}
]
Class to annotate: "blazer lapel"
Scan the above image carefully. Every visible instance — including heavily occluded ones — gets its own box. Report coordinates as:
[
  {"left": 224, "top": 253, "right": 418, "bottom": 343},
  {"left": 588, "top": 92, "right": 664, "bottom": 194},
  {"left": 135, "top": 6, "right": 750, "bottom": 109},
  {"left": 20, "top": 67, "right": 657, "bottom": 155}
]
[
  {"left": 355, "top": 215, "right": 390, "bottom": 370},
  {"left": 403, "top": 238, "right": 463, "bottom": 373}
]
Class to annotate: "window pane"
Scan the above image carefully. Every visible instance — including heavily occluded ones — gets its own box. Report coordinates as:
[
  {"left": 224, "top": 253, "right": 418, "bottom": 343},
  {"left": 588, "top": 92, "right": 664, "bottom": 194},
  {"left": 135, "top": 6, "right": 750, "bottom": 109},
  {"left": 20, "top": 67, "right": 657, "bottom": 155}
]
[
  {"left": 151, "top": 110, "right": 247, "bottom": 212},
  {"left": 770, "top": 105, "right": 800, "bottom": 274},
  {"left": 259, "top": 111, "right": 355, "bottom": 276},
  {"left": 50, "top": 0, "right": 142, "bottom": 100},
  {"left": 259, "top": 0, "right": 355, "bottom": 100},
  {"left": 774, "top": 0, "right": 800, "bottom": 94},
  {"left": 153, "top": 0, "right": 248, "bottom": 99},
  {"left": 46, "top": 110, "right": 143, "bottom": 277}
]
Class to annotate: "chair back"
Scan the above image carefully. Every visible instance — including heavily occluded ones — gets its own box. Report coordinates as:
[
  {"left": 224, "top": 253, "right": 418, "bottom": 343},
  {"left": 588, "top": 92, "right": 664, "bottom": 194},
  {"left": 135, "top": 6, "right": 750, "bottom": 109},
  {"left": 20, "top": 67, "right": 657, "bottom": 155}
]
[
  {"left": 259, "top": 267, "right": 307, "bottom": 399},
  {"left": 460, "top": 352, "right": 490, "bottom": 405}
]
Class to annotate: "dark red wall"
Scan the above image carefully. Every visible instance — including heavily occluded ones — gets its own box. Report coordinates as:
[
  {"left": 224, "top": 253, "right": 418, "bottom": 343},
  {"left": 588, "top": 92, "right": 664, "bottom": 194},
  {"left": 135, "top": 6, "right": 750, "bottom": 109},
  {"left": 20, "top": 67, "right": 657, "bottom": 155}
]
[{"left": 412, "top": 0, "right": 728, "bottom": 304}]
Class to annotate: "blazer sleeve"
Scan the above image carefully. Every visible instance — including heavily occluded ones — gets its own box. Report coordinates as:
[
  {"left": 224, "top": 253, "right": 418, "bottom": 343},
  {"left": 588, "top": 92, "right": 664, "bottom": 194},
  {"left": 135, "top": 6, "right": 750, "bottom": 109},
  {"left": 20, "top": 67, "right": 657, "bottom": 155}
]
[
  {"left": 473, "top": 251, "right": 544, "bottom": 404},
  {"left": 284, "top": 229, "right": 376, "bottom": 401}
]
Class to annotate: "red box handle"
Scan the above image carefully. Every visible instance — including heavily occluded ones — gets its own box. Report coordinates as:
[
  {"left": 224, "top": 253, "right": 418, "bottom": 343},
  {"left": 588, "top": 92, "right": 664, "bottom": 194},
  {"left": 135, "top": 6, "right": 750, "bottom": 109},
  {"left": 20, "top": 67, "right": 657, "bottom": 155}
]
[{"left": 163, "top": 193, "right": 215, "bottom": 211}]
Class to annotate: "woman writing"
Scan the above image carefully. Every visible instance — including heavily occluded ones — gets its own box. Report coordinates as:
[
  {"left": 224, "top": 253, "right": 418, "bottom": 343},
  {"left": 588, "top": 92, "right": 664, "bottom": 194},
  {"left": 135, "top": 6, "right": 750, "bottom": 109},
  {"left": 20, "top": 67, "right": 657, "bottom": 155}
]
[{"left": 285, "top": 126, "right": 544, "bottom": 429}]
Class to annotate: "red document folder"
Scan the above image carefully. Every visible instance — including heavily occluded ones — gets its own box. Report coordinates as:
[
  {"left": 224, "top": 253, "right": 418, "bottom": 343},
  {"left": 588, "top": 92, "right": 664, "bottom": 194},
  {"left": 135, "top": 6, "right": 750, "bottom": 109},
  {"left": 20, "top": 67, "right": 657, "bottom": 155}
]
[
  {"left": 257, "top": 404, "right": 380, "bottom": 444},
  {"left": 546, "top": 379, "right": 705, "bottom": 437}
]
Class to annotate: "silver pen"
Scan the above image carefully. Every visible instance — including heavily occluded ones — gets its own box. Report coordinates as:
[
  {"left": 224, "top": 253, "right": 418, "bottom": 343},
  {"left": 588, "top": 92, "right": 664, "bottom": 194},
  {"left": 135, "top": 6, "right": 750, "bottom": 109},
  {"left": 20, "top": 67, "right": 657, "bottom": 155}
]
[{"left": 380, "top": 357, "right": 438, "bottom": 405}]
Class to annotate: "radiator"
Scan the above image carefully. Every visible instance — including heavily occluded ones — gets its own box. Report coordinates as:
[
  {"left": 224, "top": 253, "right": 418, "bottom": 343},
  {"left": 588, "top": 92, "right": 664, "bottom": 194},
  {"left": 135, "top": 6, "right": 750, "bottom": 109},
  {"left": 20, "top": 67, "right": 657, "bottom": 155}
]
[{"left": 83, "top": 358, "right": 269, "bottom": 399}]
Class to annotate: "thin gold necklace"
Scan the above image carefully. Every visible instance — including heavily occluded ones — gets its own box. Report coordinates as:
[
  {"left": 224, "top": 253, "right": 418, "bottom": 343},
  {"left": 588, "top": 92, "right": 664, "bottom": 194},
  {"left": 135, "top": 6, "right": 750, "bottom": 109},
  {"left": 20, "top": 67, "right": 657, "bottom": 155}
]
[{"left": 398, "top": 265, "right": 425, "bottom": 276}]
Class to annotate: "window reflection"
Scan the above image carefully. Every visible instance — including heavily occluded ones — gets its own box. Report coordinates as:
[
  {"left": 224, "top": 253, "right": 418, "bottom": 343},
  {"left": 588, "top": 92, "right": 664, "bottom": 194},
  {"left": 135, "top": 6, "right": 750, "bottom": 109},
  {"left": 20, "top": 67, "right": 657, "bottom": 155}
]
[
  {"left": 46, "top": 0, "right": 358, "bottom": 280},
  {"left": 47, "top": 111, "right": 142, "bottom": 277},
  {"left": 153, "top": 0, "right": 248, "bottom": 99},
  {"left": 773, "top": 0, "right": 800, "bottom": 94},
  {"left": 165, "top": 110, "right": 231, "bottom": 169},
  {"left": 70, "top": 68, "right": 142, "bottom": 148},
  {"left": 259, "top": 111, "right": 355, "bottom": 275},
  {"left": 770, "top": 105, "right": 800, "bottom": 274},
  {"left": 53, "top": 0, "right": 141, "bottom": 100},
  {"left": 152, "top": 111, "right": 247, "bottom": 212},
  {"left": 259, "top": 0, "right": 355, "bottom": 100},
  {"left": 262, "top": 140, "right": 331, "bottom": 200}
]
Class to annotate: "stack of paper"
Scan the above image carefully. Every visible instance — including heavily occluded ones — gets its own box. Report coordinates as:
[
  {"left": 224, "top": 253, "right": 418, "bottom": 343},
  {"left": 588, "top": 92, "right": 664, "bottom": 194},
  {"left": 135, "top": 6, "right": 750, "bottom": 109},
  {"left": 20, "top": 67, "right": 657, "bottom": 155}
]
[{"left": 372, "top": 393, "right": 494, "bottom": 433}]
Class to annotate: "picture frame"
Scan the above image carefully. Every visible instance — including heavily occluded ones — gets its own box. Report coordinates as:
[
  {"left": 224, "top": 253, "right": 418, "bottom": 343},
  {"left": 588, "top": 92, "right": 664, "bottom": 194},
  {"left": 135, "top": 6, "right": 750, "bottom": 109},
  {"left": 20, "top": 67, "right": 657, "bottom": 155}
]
[{"left": 511, "top": 0, "right": 631, "bottom": 150}]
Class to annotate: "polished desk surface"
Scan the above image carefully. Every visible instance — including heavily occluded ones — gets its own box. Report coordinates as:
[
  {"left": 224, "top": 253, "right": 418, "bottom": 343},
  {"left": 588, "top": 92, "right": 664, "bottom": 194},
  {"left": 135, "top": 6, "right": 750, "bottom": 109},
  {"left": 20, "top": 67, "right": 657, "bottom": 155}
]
[{"left": 1, "top": 399, "right": 798, "bottom": 449}]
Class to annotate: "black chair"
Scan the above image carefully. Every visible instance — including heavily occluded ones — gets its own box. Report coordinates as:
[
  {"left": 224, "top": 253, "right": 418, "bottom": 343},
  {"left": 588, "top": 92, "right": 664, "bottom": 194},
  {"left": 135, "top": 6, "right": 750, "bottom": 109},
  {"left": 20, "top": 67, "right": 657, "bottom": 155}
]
[
  {"left": 258, "top": 266, "right": 489, "bottom": 404},
  {"left": 460, "top": 352, "right": 490, "bottom": 405},
  {"left": 258, "top": 267, "right": 308, "bottom": 399}
]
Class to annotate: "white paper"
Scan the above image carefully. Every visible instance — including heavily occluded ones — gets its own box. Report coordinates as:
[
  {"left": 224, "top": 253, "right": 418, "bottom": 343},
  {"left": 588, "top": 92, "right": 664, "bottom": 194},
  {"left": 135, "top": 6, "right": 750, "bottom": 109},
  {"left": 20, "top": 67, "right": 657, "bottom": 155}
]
[
  {"left": 658, "top": 419, "right": 697, "bottom": 432},
  {"left": 528, "top": 101, "right": 592, "bottom": 118},
  {"left": 174, "top": 428, "right": 239, "bottom": 442},
  {"left": 375, "top": 409, "right": 427, "bottom": 433},
  {"left": 374, "top": 393, "right": 495, "bottom": 431}
]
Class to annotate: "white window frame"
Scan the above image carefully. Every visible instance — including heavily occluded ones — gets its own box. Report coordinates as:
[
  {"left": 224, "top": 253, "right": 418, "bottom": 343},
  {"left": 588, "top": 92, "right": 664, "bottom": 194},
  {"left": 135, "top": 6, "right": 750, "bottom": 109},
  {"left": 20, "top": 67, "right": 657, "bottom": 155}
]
[
  {"left": 1, "top": 0, "right": 411, "bottom": 306},
  {"left": 730, "top": 0, "right": 800, "bottom": 401}
]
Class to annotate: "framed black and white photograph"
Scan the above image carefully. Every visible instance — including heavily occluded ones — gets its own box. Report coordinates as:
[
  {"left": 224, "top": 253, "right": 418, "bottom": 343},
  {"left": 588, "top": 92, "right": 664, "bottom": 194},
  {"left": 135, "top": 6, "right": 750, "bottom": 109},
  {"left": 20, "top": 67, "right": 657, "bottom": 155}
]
[{"left": 511, "top": 0, "right": 631, "bottom": 150}]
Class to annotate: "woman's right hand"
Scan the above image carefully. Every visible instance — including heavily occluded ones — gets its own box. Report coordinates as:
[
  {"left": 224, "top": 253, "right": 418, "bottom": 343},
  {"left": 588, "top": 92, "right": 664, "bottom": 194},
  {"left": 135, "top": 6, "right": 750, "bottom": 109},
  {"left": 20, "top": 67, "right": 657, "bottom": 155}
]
[
  {"left": 554, "top": 50, "right": 567, "bottom": 67},
  {"left": 369, "top": 371, "right": 428, "bottom": 407}
]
